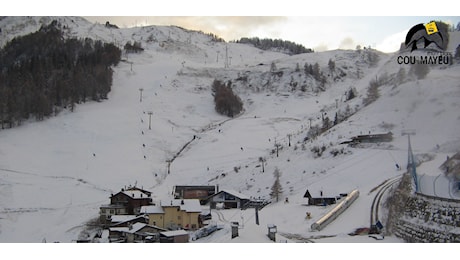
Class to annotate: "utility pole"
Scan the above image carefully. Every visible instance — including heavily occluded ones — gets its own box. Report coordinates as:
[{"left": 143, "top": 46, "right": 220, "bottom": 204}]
[
  {"left": 166, "top": 159, "right": 171, "bottom": 174},
  {"left": 402, "top": 129, "right": 418, "bottom": 192},
  {"left": 139, "top": 88, "right": 144, "bottom": 102},
  {"left": 225, "top": 44, "right": 229, "bottom": 68},
  {"left": 255, "top": 206, "right": 259, "bottom": 225},
  {"left": 147, "top": 111, "right": 153, "bottom": 130},
  {"left": 288, "top": 134, "right": 291, "bottom": 147}
]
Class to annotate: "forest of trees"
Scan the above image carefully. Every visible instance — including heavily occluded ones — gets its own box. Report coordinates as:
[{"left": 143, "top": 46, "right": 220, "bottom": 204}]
[
  {"left": 211, "top": 79, "right": 243, "bottom": 117},
  {"left": 234, "top": 37, "right": 313, "bottom": 55},
  {"left": 124, "top": 41, "right": 144, "bottom": 53},
  {"left": 0, "top": 21, "right": 121, "bottom": 129}
]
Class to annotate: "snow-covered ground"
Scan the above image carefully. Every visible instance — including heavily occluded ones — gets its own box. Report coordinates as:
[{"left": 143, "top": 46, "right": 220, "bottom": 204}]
[{"left": 0, "top": 17, "right": 459, "bottom": 257}]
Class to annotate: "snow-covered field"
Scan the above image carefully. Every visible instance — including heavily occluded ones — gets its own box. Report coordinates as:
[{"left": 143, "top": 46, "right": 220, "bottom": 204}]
[{"left": 0, "top": 17, "right": 459, "bottom": 258}]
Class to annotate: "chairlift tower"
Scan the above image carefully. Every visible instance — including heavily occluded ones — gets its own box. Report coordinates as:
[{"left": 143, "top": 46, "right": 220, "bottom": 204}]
[
  {"left": 139, "top": 88, "right": 144, "bottom": 102},
  {"left": 224, "top": 45, "right": 229, "bottom": 68},
  {"left": 147, "top": 111, "right": 153, "bottom": 130},
  {"left": 402, "top": 130, "right": 418, "bottom": 192}
]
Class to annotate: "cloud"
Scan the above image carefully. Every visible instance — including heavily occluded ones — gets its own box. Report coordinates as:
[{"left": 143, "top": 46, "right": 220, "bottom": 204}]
[
  {"left": 376, "top": 29, "right": 408, "bottom": 53},
  {"left": 338, "top": 37, "right": 356, "bottom": 50},
  {"left": 314, "top": 43, "right": 329, "bottom": 52}
]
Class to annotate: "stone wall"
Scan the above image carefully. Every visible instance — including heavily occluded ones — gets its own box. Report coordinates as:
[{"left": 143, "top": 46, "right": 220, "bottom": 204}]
[{"left": 393, "top": 193, "right": 460, "bottom": 242}]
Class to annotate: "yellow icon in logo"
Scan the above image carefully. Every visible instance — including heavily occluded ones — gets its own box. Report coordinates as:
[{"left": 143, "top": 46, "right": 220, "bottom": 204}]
[{"left": 425, "top": 21, "right": 438, "bottom": 35}]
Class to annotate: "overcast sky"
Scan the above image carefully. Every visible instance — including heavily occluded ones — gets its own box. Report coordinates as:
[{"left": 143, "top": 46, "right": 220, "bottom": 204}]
[
  {"left": 83, "top": 16, "right": 460, "bottom": 53},
  {"left": 5, "top": 0, "right": 460, "bottom": 53}
]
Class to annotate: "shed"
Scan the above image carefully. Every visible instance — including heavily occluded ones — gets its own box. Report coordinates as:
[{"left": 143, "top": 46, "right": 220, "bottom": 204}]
[
  {"left": 159, "top": 230, "right": 189, "bottom": 243},
  {"left": 303, "top": 189, "right": 338, "bottom": 206}
]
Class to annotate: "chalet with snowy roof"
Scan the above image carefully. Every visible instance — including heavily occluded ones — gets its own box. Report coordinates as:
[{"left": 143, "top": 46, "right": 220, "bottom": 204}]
[
  {"left": 159, "top": 230, "right": 189, "bottom": 243},
  {"left": 303, "top": 189, "right": 338, "bottom": 206},
  {"left": 207, "top": 189, "right": 250, "bottom": 209},
  {"left": 108, "top": 223, "right": 166, "bottom": 243},
  {"left": 109, "top": 187, "right": 153, "bottom": 214},
  {"left": 140, "top": 199, "right": 202, "bottom": 230},
  {"left": 109, "top": 215, "right": 148, "bottom": 228},
  {"left": 173, "top": 185, "right": 217, "bottom": 204},
  {"left": 99, "top": 186, "right": 153, "bottom": 225}
]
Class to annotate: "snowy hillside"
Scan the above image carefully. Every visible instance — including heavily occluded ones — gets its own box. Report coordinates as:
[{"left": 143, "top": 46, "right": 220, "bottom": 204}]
[{"left": 0, "top": 17, "right": 459, "bottom": 243}]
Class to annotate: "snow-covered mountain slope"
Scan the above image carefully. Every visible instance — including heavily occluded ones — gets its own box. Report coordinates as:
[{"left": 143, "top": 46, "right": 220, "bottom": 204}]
[{"left": 0, "top": 17, "right": 459, "bottom": 243}]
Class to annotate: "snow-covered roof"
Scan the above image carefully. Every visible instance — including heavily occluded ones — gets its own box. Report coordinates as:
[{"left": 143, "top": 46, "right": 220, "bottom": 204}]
[
  {"left": 110, "top": 215, "right": 138, "bottom": 223},
  {"left": 109, "top": 223, "right": 147, "bottom": 234},
  {"left": 140, "top": 205, "right": 164, "bottom": 214},
  {"left": 120, "top": 190, "right": 150, "bottom": 199},
  {"left": 160, "top": 230, "right": 189, "bottom": 237},
  {"left": 217, "top": 189, "right": 250, "bottom": 200},
  {"left": 160, "top": 199, "right": 202, "bottom": 213}
]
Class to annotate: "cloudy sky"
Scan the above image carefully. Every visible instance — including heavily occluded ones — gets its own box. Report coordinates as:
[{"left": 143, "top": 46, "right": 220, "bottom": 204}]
[
  {"left": 5, "top": 0, "right": 460, "bottom": 53},
  {"left": 83, "top": 16, "right": 460, "bottom": 53}
]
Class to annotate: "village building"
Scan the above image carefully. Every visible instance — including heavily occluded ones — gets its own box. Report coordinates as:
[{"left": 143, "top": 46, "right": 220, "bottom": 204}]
[
  {"left": 159, "top": 230, "right": 189, "bottom": 243},
  {"left": 108, "top": 223, "right": 166, "bottom": 243},
  {"left": 109, "top": 215, "right": 148, "bottom": 228},
  {"left": 99, "top": 204, "right": 128, "bottom": 225},
  {"left": 140, "top": 199, "right": 202, "bottom": 230},
  {"left": 173, "top": 185, "right": 217, "bottom": 205},
  {"left": 303, "top": 189, "right": 339, "bottom": 206},
  {"left": 207, "top": 189, "right": 250, "bottom": 209},
  {"left": 99, "top": 186, "right": 153, "bottom": 225},
  {"left": 340, "top": 132, "right": 393, "bottom": 145}
]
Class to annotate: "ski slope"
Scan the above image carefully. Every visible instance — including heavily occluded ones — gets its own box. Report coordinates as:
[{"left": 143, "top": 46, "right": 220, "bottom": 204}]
[{"left": 0, "top": 17, "right": 459, "bottom": 244}]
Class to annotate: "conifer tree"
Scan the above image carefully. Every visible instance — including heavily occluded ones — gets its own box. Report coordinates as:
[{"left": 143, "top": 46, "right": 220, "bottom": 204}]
[{"left": 270, "top": 167, "right": 283, "bottom": 202}]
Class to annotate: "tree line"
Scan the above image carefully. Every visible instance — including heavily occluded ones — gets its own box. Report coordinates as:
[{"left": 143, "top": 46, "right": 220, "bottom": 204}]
[
  {"left": 234, "top": 37, "right": 313, "bottom": 55},
  {"left": 0, "top": 21, "right": 121, "bottom": 129}
]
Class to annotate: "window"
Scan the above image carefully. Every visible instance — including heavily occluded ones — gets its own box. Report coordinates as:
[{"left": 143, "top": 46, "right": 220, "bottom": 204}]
[
  {"left": 178, "top": 216, "right": 181, "bottom": 220},
  {"left": 110, "top": 210, "right": 114, "bottom": 214}
]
